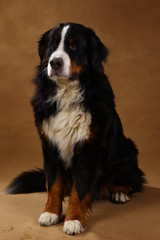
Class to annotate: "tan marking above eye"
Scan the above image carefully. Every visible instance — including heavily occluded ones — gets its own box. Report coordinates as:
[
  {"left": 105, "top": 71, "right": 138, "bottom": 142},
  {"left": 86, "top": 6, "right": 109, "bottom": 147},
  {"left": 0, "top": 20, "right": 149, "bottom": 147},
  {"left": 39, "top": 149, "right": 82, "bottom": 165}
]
[
  {"left": 50, "top": 38, "right": 57, "bottom": 49},
  {"left": 67, "top": 38, "right": 77, "bottom": 50},
  {"left": 53, "top": 33, "right": 59, "bottom": 40},
  {"left": 68, "top": 37, "right": 73, "bottom": 43},
  {"left": 51, "top": 34, "right": 59, "bottom": 47}
]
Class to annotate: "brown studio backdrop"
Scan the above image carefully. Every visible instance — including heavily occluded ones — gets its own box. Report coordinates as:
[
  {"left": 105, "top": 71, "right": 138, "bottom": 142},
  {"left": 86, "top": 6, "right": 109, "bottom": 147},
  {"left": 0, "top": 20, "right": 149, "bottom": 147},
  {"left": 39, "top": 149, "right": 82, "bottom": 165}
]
[{"left": 0, "top": 0, "right": 160, "bottom": 190}]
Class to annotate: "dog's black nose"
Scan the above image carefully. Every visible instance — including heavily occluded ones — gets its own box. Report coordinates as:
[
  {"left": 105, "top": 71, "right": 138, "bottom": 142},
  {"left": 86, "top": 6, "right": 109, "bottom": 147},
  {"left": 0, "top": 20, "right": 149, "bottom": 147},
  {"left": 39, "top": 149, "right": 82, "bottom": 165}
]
[{"left": 50, "top": 58, "right": 63, "bottom": 71}]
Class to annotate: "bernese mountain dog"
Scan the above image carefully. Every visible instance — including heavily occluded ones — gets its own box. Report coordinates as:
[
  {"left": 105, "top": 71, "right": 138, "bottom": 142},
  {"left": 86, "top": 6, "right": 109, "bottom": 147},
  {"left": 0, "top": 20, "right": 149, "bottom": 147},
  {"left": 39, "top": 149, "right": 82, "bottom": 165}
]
[{"left": 6, "top": 22, "right": 145, "bottom": 235}]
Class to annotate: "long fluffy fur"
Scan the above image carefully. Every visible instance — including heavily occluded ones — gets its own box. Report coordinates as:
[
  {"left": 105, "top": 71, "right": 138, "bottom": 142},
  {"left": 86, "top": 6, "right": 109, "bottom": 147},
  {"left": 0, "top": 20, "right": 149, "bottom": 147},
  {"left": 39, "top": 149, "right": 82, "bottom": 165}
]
[
  {"left": 6, "top": 23, "right": 145, "bottom": 202},
  {"left": 6, "top": 169, "right": 46, "bottom": 194}
]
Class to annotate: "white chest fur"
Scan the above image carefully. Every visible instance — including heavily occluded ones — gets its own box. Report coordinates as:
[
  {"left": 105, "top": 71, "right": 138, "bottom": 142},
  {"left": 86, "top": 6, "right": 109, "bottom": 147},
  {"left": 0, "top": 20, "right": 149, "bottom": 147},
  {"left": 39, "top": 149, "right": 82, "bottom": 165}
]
[{"left": 42, "top": 80, "right": 91, "bottom": 167}]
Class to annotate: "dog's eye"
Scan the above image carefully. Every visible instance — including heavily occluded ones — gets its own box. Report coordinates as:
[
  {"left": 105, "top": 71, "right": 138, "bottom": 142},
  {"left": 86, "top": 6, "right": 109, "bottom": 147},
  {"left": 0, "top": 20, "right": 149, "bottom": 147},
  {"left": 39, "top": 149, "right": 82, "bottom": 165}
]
[
  {"left": 49, "top": 40, "right": 57, "bottom": 50},
  {"left": 69, "top": 43, "right": 77, "bottom": 51}
]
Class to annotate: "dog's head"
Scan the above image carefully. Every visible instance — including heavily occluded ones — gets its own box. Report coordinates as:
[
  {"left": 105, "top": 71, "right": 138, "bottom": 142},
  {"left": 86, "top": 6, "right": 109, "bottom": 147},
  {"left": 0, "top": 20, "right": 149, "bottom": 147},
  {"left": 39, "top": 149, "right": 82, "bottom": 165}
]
[{"left": 38, "top": 23, "right": 109, "bottom": 81}]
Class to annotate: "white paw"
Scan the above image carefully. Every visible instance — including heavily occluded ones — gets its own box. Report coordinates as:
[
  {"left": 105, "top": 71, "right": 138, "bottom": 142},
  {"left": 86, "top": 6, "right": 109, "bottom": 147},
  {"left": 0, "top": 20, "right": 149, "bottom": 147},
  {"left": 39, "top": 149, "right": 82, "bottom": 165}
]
[
  {"left": 111, "top": 192, "right": 130, "bottom": 203},
  {"left": 63, "top": 220, "right": 84, "bottom": 235},
  {"left": 39, "top": 212, "right": 59, "bottom": 226}
]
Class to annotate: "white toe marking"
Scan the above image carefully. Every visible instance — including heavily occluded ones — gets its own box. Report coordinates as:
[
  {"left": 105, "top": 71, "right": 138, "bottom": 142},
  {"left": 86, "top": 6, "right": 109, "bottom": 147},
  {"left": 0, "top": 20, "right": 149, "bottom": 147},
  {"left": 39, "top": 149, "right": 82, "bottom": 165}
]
[
  {"left": 115, "top": 192, "right": 119, "bottom": 202},
  {"left": 120, "top": 192, "right": 126, "bottom": 203},
  {"left": 63, "top": 220, "right": 84, "bottom": 235},
  {"left": 125, "top": 194, "right": 130, "bottom": 201},
  {"left": 39, "top": 212, "right": 59, "bottom": 226},
  {"left": 113, "top": 192, "right": 130, "bottom": 203}
]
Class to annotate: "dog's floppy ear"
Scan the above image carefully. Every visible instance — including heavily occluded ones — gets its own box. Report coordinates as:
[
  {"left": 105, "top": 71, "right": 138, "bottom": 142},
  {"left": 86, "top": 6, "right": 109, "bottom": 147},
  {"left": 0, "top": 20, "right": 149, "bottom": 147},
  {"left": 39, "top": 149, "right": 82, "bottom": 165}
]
[
  {"left": 87, "top": 28, "right": 109, "bottom": 68},
  {"left": 38, "top": 29, "right": 52, "bottom": 62}
]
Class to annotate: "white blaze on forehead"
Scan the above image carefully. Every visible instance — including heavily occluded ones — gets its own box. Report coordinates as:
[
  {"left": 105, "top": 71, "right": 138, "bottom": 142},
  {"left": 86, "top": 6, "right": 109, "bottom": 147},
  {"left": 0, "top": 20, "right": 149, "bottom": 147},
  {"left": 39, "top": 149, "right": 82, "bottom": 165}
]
[
  {"left": 58, "top": 25, "right": 70, "bottom": 51},
  {"left": 47, "top": 25, "right": 71, "bottom": 79}
]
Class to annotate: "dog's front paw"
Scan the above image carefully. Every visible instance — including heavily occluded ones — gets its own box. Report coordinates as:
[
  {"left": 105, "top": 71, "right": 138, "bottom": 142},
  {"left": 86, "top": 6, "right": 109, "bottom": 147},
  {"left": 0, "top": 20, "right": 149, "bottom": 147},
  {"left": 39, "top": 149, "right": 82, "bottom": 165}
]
[
  {"left": 39, "top": 212, "right": 59, "bottom": 226},
  {"left": 63, "top": 220, "right": 85, "bottom": 235},
  {"left": 111, "top": 192, "right": 130, "bottom": 204}
]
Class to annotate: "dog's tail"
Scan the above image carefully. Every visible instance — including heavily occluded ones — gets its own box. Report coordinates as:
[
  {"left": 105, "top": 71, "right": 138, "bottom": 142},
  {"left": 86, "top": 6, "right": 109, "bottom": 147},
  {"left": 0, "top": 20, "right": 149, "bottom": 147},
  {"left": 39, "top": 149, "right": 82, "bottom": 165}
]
[{"left": 5, "top": 169, "right": 46, "bottom": 194}]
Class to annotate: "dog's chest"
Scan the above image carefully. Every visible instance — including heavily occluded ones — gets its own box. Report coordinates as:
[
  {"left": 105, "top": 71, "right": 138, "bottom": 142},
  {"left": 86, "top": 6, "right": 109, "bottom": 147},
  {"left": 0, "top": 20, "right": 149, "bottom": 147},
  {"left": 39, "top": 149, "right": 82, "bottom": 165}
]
[{"left": 42, "top": 81, "right": 91, "bottom": 166}]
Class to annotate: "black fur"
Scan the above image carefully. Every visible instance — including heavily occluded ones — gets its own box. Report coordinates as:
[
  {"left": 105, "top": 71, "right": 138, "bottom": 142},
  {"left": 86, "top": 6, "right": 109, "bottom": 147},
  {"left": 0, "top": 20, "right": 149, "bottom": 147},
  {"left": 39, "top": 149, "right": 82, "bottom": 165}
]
[
  {"left": 6, "top": 23, "right": 145, "bottom": 203},
  {"left": 6, "top": 169, "right": 46, "bottom": 194}
]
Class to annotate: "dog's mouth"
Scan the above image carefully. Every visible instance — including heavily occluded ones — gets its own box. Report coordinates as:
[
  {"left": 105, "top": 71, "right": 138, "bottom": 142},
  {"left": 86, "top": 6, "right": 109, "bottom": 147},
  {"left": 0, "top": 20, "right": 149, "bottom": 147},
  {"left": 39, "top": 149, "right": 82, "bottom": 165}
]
[
  {"left": 48, "top": 68, "right": 80, "bottom": 81},
  {"left": 49, "top": 69, "right": 69, "bottom": 80}
]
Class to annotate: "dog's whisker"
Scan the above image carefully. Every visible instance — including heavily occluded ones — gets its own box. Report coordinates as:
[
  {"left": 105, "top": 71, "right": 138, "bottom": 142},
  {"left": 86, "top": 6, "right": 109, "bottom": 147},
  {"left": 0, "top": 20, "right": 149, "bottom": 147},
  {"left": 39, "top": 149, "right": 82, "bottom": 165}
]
[{"left": 41, "top": 67, "right": 47, "bottom": 77}]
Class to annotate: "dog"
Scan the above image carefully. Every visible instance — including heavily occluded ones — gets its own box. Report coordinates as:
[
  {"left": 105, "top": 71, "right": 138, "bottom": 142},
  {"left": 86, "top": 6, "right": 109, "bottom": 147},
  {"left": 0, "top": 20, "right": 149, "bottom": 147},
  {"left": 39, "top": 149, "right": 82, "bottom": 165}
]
[{"left": 6, "top": 22, "right": 145, "bottom": 235}]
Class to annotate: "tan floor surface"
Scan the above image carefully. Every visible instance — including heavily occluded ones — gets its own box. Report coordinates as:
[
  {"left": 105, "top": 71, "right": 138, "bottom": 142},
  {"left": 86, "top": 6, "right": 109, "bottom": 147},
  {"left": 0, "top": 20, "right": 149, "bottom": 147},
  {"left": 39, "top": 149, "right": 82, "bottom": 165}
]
[{"left": 0, "top": 187, "right": 160, "bottom": 240}]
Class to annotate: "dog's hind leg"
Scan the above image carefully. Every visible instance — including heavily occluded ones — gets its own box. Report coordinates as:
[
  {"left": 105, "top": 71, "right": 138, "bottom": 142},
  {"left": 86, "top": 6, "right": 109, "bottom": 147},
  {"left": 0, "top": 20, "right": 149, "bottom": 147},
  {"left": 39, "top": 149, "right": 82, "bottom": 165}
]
[{"left": 107, "top": 182, "right": 131, "bottom": 204}]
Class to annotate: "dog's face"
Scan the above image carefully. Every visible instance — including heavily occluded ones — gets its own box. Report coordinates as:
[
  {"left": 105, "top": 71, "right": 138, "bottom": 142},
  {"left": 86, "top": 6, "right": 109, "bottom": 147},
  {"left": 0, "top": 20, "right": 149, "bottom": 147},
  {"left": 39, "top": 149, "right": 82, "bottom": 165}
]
[{"left": 38, "top": 23, "right": 109, "bottom": 81}]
